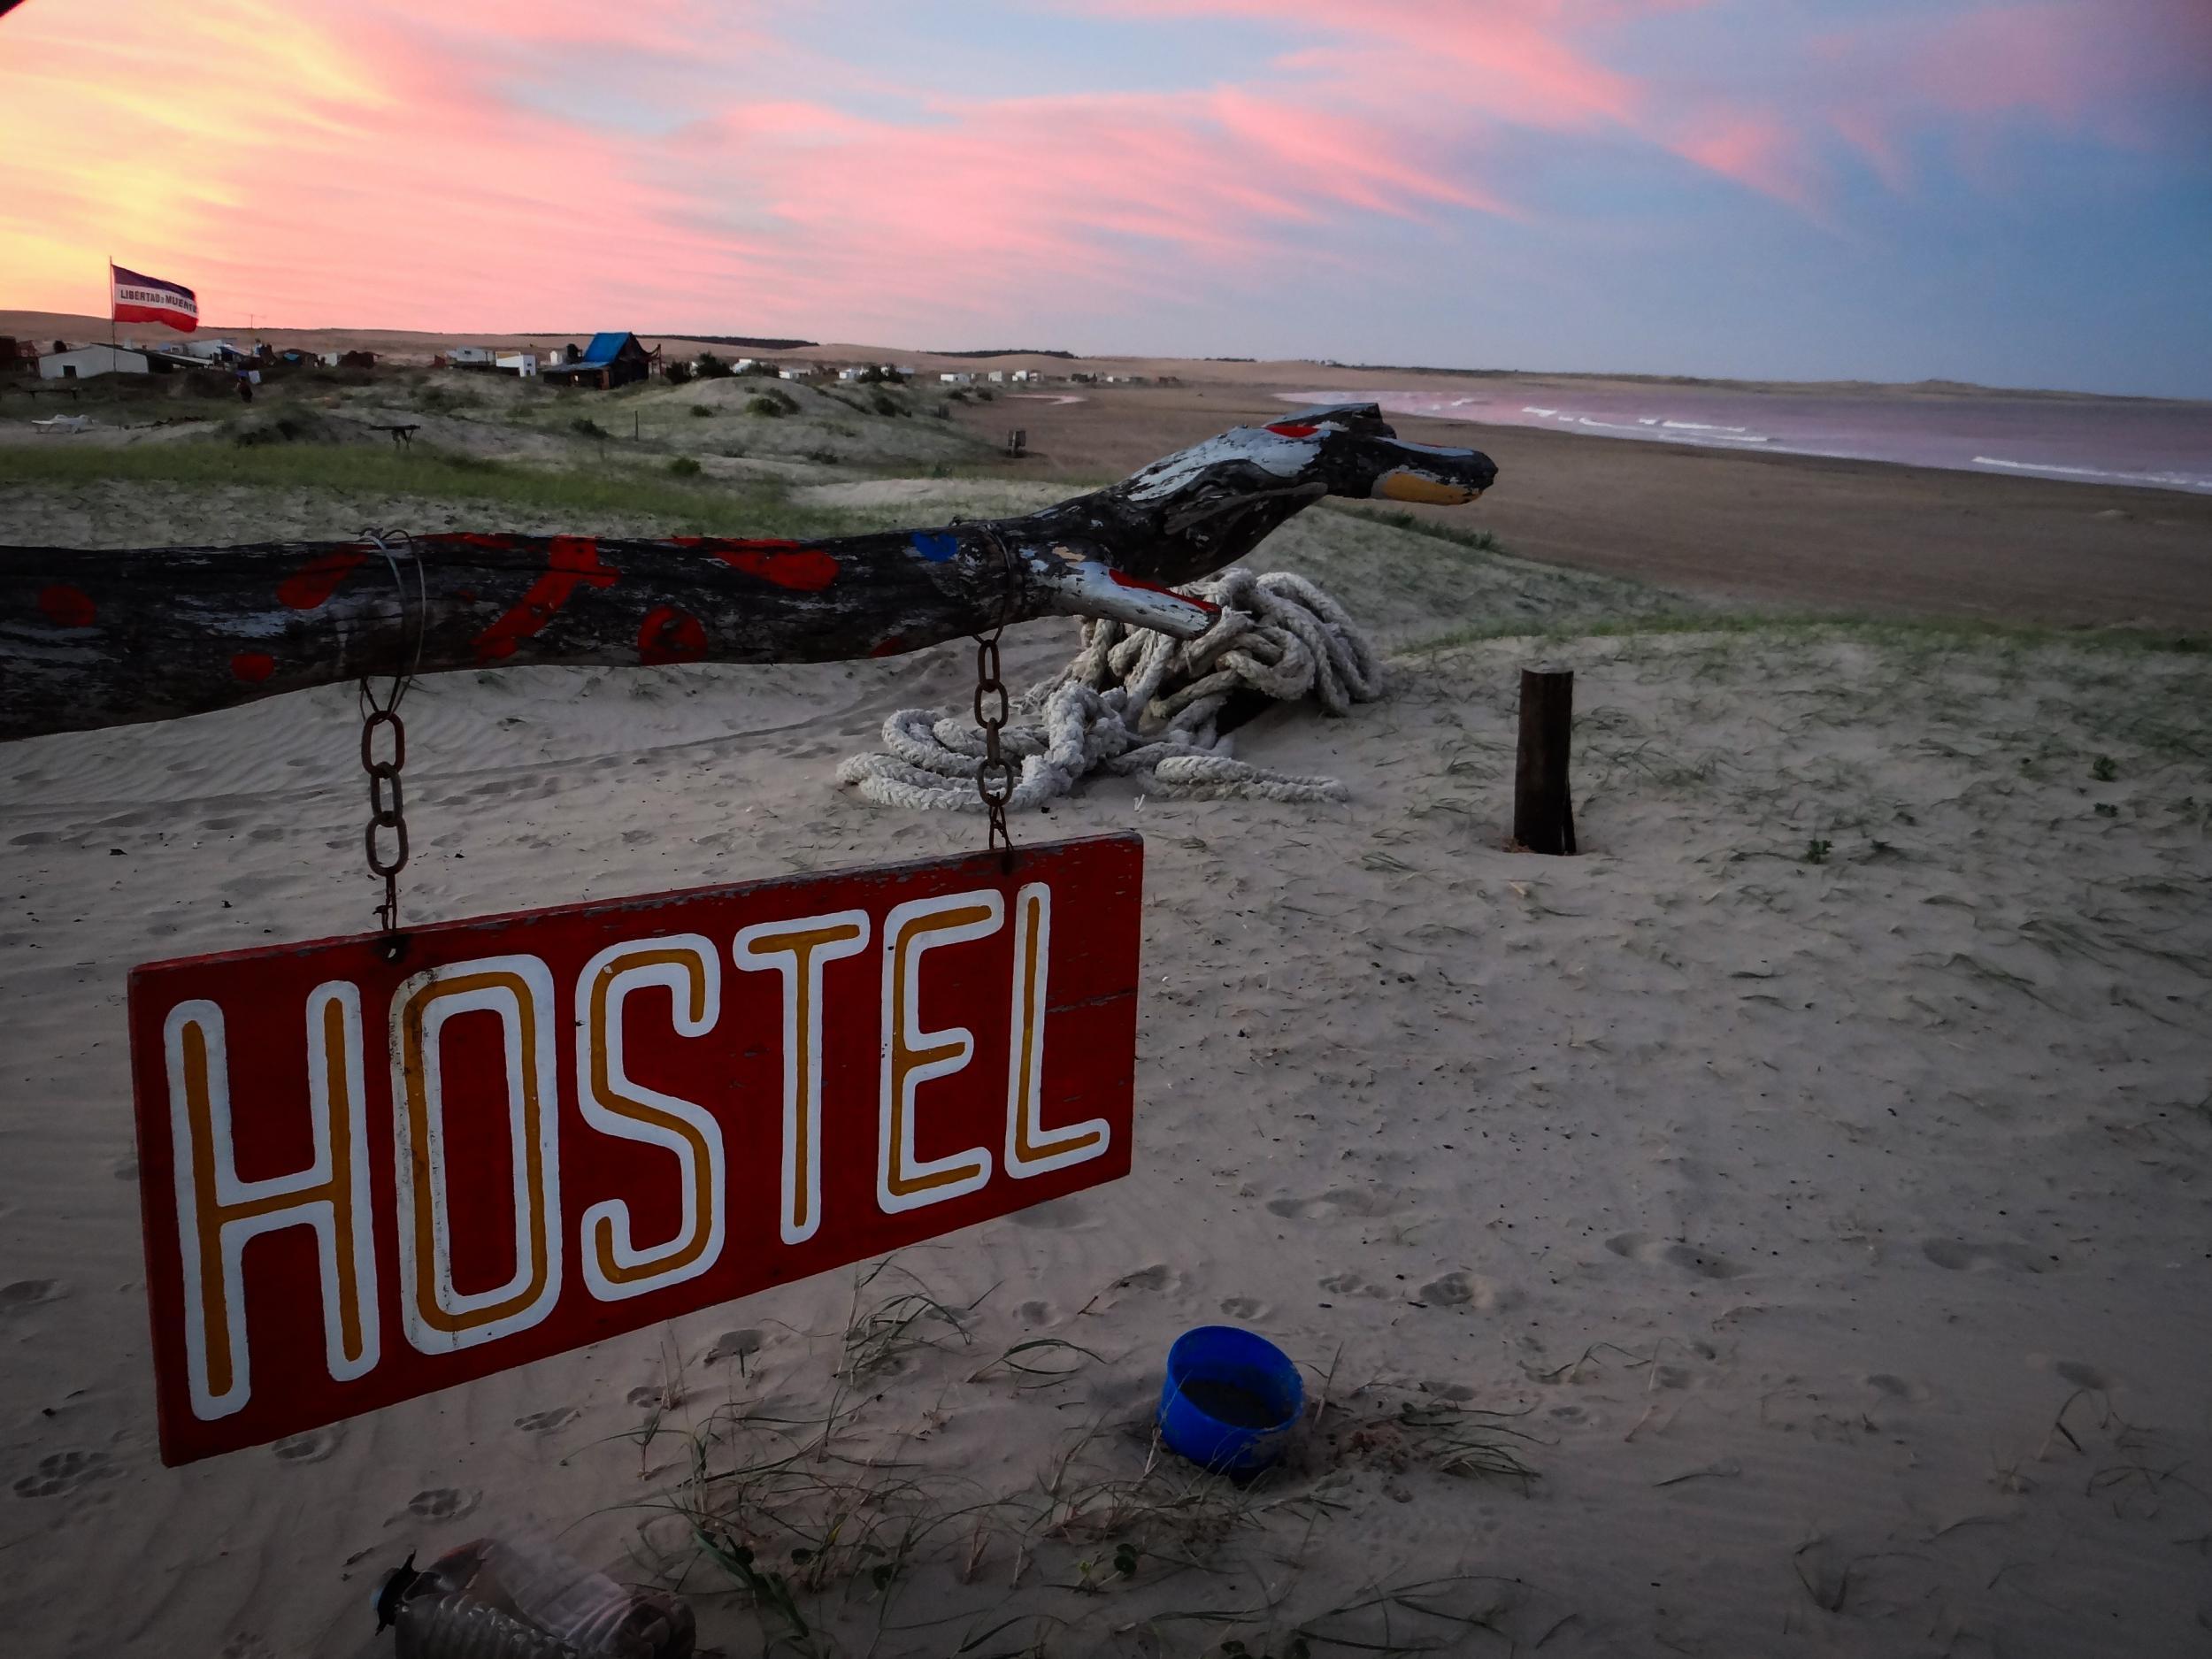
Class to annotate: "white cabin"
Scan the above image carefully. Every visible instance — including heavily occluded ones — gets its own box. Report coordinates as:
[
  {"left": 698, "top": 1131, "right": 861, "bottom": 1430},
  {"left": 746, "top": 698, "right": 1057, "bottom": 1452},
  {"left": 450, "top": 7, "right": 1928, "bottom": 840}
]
[
  {"left": 495, "top": 352, "right": 539, "bottom": 377},
  {"left": 39, "top": 345, "right": 148, "bottom": 380}
]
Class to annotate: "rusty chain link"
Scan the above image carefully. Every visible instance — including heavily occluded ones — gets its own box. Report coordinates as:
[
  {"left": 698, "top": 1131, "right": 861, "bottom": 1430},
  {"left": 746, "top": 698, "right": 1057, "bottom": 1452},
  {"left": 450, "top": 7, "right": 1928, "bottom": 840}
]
[
  {"left": 357, "top": 528, "right": 423, "bottom": 956},
  {"left": 972, "top": 528, "right": 1023, "bottom": 869}
]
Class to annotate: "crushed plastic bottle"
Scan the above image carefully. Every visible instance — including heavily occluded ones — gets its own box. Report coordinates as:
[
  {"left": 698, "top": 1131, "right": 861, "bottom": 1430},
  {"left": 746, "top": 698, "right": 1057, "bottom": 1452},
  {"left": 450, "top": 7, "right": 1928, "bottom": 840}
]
[{"left": 374, "top": 1532, "right": 695, "bottom": 1659}]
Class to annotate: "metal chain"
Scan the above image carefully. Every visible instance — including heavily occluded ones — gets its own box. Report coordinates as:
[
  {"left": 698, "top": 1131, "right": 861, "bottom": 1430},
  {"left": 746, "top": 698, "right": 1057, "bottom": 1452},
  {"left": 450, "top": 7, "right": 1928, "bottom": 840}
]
[
  {"left": 972, "top": 528, "right": 1023, "bottom": 868},
  {"left": 357, "top": 528, "right": 424, "bottom": 956}
]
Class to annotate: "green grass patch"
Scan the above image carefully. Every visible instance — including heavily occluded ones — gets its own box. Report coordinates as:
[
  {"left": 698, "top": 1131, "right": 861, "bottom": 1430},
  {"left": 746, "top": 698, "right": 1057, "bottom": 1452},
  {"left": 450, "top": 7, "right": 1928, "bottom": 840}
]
[
  {"left": 0, "top": 439, "right": 857, "bottom": 536},
  {"left": 1326, "top": 501, "right": 1506, "bottom": 557}
]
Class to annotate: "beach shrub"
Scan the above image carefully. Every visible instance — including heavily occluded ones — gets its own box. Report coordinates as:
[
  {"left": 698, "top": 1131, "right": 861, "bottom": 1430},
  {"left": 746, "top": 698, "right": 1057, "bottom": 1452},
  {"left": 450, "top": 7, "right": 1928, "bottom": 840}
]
[
  {"left": 2092, "top": 754, "right": 2118, "bottom": 781},
  {"left": 695, "top": 352, "right": 735, "bottom": 380},
  {"left": 571, "top": 415, "right": 610, "bottom": 439},
  {"left": 663, "top": 360, "right": 695, "bottom": 386},
  {"left": 668, "top": 456, "right": 703, "bottom": 477},
  {"left": 870, "top": 390, "right": 902, "bottom": 418},
  {"left": 230, "top": 411, "right": 369, "bottom": 448},
  {"left": 746, "top": 388, "right": 799, "bottom": 419},
  {"left": 690, "top": 403, "right": 715, "bottom": 418},
  {"left": 1803, "top": 838, "right": 1832, "bottom": 864}
]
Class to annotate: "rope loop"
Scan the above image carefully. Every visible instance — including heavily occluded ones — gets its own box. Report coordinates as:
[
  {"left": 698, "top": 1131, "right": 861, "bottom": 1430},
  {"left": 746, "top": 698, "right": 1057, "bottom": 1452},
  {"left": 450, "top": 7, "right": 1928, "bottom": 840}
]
[{"left": 839, "top": 566, "right": 1379, "bottom": 813}]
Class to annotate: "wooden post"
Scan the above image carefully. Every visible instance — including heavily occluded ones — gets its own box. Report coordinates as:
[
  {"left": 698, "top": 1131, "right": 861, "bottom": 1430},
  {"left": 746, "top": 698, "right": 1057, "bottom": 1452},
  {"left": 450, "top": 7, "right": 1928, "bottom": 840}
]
[{"left": 1513, "top": 668, "right": 1576, "bottom": 855}]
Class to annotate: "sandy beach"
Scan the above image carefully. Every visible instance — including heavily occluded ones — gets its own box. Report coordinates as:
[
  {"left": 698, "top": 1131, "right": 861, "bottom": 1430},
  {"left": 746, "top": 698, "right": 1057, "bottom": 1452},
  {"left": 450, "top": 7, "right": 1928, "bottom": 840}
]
[{"left": 3, "top": 346, "right": 2209, "bottom": 1656}]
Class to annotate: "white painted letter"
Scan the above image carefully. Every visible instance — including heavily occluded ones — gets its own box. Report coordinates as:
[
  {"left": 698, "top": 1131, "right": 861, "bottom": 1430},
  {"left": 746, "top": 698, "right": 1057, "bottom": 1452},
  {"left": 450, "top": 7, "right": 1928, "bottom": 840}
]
[
  {"left": 879, "top": 890, "right": 1001, "bottom": 1212},
  {"left": 734, "top": 910, "right": 871, "bottom": 1244},
  {"left": 575, "top": 935, "right": 724, "bottom": 1301},
  {"left": 1002, "top": 881, "right": 1109, "bottom": 1177},
  {"left": 389, "top": 955, "right": 562, "bottom": 1354},
  {"left": 164, "top": 985, "right": 378, "bottom": 1421}
]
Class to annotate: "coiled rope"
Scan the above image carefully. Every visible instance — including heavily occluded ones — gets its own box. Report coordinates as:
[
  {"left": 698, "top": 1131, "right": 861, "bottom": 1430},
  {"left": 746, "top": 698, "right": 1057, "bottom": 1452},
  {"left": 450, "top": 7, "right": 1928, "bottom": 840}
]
[{"left": 836, "top": 568, "right": 1381, "bottom": 810}]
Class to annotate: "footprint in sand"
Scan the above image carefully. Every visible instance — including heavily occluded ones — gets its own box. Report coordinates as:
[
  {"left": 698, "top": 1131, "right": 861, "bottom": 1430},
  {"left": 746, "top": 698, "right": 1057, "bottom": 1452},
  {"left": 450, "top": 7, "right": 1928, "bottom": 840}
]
[
  {"left": 1016, "top": 1299, "right": 1053, "bottom": 1325},
  {"left": 0, "top": 1279, "right": 63, "bottom": 1313},
  {"left": 703, "top": 1329, "right": 763, "bottom": 1366},
  {"left": 272, "top": 1427, "right": 342, "bottom": 1464},
  {"left": 513, "top": 1406, "right": 579, "bottom": 1434},
  {"left": 13, "top": 1449, "right": 112, "bottom": 1499},
  {"left": 1266, "top": 1187, "right": 1402, "bottom": 1222},
  {"left": 1218, "top": 1295, "right": 1267, "bottom": 1319},
  {"left": 626, "top": 1384, "right": 680, "bottom": 1409},
  {"left": 1112, "top": 1263, "right": 1183, "bottom": 1294},
  {"left": 1010, "top": 1193, "right": 1092, "bottom": 1231},
  {"left": 1605, "top": 1233, "right": 1746, "bottom": 1280},
  {"left": 1416, "top": 1271, "right": 1526, "bottom": 1310},
  {"left": 219, "top": 1635, "right": 276, "bottom": 1659},
  {"left": 2053, "top": 1360, "right": 2117, "bottom": 1391},
  {"left": 1864, "top": 1373, "right": 1933, "bottom": 1403},
  {"left": 404, "top": 1486, "right": 481, "bottom": 1522},
  {"left": 1922, "top": 1239, "right": 2055, "bottom": 1273}
]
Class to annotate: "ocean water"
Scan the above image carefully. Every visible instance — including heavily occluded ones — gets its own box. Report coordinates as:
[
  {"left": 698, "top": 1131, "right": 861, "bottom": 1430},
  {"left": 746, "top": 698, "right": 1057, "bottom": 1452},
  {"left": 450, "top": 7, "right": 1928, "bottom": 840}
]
[{"left": 1279, "top": 385, "right": 2212, "bottom": 495}]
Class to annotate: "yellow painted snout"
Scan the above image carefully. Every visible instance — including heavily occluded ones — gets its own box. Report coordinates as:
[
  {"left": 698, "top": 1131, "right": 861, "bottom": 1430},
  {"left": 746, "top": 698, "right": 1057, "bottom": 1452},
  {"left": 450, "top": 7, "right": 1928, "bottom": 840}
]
[{"left": 1377, "top": 470, "right": 1482, "bottom": 506}]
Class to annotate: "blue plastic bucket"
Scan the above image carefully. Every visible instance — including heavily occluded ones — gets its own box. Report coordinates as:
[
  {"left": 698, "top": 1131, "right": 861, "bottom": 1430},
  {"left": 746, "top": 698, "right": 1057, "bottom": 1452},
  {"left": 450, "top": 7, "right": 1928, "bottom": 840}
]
[{"left": 1157, "top": 1325, "right": 1303, "bottom": 1476}]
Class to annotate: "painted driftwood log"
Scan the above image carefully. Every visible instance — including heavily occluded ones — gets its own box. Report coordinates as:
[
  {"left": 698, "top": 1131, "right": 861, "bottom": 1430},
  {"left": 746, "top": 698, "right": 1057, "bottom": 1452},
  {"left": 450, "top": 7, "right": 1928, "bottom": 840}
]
[{"left": 0, "top": 403, "right": 1494, "bottom": 742}]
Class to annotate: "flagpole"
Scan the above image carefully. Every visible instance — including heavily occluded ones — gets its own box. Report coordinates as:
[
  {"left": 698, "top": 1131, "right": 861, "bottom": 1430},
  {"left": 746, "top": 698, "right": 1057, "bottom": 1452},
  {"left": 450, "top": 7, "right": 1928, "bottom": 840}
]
[{"left": 108, "top": 257, "right": 119, "bottom": 417}]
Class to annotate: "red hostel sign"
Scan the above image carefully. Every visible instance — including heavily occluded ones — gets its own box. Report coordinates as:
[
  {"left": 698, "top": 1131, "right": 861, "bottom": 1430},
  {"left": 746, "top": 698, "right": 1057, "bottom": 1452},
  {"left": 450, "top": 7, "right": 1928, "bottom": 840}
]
[{"left": 127, "top": 836, "right": 1141, "bottom": 1463}]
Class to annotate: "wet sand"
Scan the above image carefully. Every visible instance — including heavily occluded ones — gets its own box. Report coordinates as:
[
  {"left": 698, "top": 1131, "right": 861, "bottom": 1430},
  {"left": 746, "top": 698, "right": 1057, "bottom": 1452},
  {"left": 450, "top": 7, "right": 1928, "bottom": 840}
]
[{"left": 960, "top": 382, "right": 2212, "bottom": 629}]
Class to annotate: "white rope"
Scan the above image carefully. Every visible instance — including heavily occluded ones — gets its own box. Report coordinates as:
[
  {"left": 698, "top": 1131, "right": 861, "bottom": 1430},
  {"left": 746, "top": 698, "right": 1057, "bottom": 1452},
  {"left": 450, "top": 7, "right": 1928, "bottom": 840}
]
[{"left": 836, "top": 568, "right": 1382, "bottom": 810}]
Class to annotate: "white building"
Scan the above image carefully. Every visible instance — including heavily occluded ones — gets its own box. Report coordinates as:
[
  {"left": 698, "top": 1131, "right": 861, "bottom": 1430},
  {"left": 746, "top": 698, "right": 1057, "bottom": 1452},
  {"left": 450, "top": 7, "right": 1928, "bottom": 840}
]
[
  {"left": 837, "top": 367, "right": 865, "bottom": 382},
  {"left": 449, "top": 347, "right": 497, "bottom": 368},
  {"left": 987, "top": 370, "right": 1006, "bottom": 383},
  {"left": 940, "top": 372, "right": 975, "bottom": 385},
  {"left": 733, "top": 358, "right": 758, "bottom": 373},
  {"left": 39, "top": 345, "right": 148, "bottom": 380},
  {"left": 495, "top": 352, "right": 539, "bottom": 377}
]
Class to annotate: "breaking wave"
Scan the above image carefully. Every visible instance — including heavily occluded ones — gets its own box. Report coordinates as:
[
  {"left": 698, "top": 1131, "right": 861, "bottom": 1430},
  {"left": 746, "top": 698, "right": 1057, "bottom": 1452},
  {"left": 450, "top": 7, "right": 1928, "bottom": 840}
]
[
  {"left": 1971, "top": 456, "right": 2212, "bottom": 491},
  {"left": 1278, "top": 390, "right": 2212, "bottom": 495}
]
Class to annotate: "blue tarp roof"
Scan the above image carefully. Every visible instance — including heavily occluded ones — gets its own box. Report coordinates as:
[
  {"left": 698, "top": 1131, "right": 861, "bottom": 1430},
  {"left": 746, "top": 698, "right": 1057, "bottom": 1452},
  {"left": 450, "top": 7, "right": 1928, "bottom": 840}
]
[{"left": 565, "top": 331, "right": 634, "bottom": 368}]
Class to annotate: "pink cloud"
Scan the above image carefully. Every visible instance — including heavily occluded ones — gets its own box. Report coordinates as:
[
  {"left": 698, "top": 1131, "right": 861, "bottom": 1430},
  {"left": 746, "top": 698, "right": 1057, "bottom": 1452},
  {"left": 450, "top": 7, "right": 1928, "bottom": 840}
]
[
  {"left": 1666, "top": 111, "right": 1822, "bottom": 213},
  {"left": 2, "top": 0, "right": 2199, "bottom": 335}
]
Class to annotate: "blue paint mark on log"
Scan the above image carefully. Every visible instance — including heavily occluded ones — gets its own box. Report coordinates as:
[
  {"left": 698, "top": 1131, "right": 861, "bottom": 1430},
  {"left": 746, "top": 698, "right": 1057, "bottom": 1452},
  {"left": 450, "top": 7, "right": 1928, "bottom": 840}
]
[{"left": 911, "top": 532, "right": 960, "bottom": 564}]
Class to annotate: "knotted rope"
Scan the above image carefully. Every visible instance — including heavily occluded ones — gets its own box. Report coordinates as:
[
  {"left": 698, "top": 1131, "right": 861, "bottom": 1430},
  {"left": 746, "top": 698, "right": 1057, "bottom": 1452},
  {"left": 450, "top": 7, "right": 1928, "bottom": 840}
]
[{"left": 836, "top": 568, "right": 1381, "bottom": 810}]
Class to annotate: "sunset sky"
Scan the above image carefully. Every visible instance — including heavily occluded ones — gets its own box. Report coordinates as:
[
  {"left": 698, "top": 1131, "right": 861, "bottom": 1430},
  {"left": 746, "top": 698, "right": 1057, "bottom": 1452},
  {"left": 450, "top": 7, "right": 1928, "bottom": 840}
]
[{"left": 3, "top": 0, "right": 2208, "bottom": 395}]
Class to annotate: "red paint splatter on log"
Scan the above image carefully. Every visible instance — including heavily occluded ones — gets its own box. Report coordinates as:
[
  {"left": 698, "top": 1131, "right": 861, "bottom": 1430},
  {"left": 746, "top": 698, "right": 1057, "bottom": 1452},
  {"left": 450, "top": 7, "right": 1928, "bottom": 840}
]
[
  {"left": 637, "top": 606, "right": 708, "bottom": 665},
  {"left": 38, "top": 585, "right": 96, "bottom": 628},
  {"left": 672, "top": 537, "right": 840, "bottom": 592},
  {"left": 434, "top": 534, "right": 519, "bottom": 552},
  {"left": 1265, "top": 423, "right": 1319, "bottom": 438},
  {"left": 870, "top": 635, "right": 908, "bottom": 657},
  {"left": 473, "top": 536, "right": 618, "bottom": 661},
  {"left": 277, "top": 549, "right": 367, "bottom": 611},
  {"left": 1110, "top": 569, "right": 1219, "bottom": 611},
  {"left": 230, "top": 652, "right": 276, "bottom": 683}
]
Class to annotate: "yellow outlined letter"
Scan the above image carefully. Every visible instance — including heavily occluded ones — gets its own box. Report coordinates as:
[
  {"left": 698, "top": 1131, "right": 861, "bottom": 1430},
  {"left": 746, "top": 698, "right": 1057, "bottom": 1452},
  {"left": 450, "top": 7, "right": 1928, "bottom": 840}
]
[
  {"left": 734, "top": 910, "right": 871, "bottom": 1244},
  {"left": 164, "top": 985, "right": 377, "bottom": 1421},
  {"left": 575, "top": 935, "right": 724, "bottom": 1301},
  {"left": 879, "top": 891, "right": 1001, "bottom": 1213}
]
